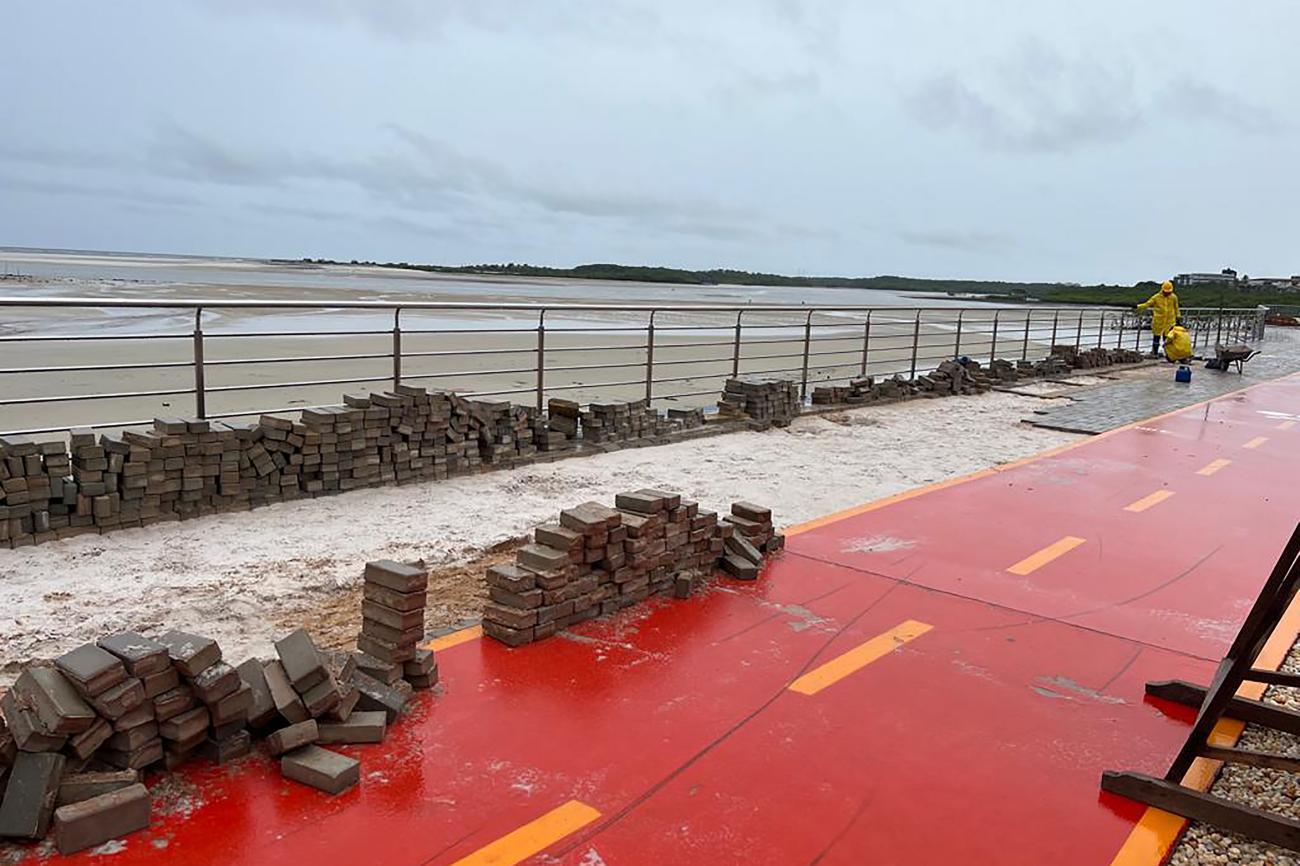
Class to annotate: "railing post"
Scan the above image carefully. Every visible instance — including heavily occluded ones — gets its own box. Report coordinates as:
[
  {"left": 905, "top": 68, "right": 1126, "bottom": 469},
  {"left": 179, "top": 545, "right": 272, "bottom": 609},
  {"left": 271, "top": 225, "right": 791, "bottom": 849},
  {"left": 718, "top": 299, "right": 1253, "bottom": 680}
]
[
  {"left": 954, "top": 311, "right": 964, "bottom": 358},
  {"left": 859, "top": 312, "right": 872, "bottom": 377},
  {"left": 392, "top": 307, "right": 402, "bottom": 390},
  {"left": 1075, "top": 310, "right": 1084, "bottom": 350},
  {"left": 1216, "top": 302, "right": 1224, "bottom": 349},
  {"left": 536, "top": 309, "right": 547, "bottom": 412},
  {"left": 799, "top": 310, "right": 814, "bottom": 399},
  {"left": 193, "top": 307, "right": 206, "bottom": 419},
  {"left": 909, "top": 309, "right": 922, "bottom": 379},
  {"left": 1097, "top": 311, "right": 1105, "bottom": 348},
  {"left": 1049, "top": 310, "right": 1059, "bottom": 351},
  {"left": 645, "top": 310, "right": 656, "bottom": 402},
  {"left": 1020, "top": 310, "right": 1031, "bottom": 360},
  {"left": 990, "top": 311, "right": 1000, "bottom": 362},
  {"left": 1117, "top": 312, "right": 1125, "bottom": 350},
  {"left": 731, "top": 311, "right": 744, "bottom": 378}
]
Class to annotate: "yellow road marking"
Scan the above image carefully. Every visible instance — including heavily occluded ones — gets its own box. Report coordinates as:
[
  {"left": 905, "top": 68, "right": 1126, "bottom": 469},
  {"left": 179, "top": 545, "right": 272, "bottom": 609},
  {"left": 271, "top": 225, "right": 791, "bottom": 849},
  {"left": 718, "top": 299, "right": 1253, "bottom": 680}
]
[
  {"left": 1244, "top": 436, "right": 1269, "bottom": 450},
  {"left": 449, "top": 800, "right": 601, "bottom": 866},
  {"left": 1006, "top": 536, "right": 1086, "bottom": 576},
  {"left": 1123, "top": 490, "right": 1175, "bottom": 513},
  {"left": 425, "top": 624, "right": 482, "bottom": 652},
  {"left": 788, "top": 620, "right": 932, "bottom": 696},
  {"left": 1278, "top": 420, "right": 1296, "bottom": 430},
  {"left": 1196, "top": 458, "right": 1231, "bottom": 476}
]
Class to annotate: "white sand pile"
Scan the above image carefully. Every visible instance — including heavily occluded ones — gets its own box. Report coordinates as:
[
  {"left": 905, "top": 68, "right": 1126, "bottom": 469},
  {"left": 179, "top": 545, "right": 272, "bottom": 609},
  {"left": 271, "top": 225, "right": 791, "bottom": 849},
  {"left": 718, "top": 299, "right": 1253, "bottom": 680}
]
[{"left": 0, "top": 392, "right": 1079, "bottom": 678}]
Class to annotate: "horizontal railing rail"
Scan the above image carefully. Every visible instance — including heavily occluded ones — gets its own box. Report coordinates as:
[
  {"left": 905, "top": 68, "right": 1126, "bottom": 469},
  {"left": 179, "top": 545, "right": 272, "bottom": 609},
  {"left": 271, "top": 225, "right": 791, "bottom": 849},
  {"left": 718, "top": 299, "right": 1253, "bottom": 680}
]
[{"left": 0, "top": 297, "right": 1269, "bottom": 436}]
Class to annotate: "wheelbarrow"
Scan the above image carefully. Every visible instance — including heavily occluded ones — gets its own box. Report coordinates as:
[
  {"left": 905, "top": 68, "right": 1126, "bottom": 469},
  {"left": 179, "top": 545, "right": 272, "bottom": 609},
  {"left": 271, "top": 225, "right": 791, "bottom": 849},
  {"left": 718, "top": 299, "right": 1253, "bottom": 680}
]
[{"left": 1205, "top": 343, "right": 1259, "bottom": 373}]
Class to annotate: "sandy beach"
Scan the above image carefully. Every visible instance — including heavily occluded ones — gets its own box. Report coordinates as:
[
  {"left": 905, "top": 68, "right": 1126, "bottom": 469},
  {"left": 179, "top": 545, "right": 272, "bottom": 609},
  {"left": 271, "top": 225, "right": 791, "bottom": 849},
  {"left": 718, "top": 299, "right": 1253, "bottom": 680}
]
[{"left": 0, "top": 250, "right": 1117, "bottom": 434}]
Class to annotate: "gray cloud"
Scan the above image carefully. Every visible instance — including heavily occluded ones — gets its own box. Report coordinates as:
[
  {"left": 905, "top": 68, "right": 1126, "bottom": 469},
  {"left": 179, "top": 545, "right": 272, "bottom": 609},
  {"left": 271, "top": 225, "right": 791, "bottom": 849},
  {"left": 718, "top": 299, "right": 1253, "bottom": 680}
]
[
  {"left": 2, "top": 1, "right": 1298, "bottom": 281},
  {"left": 898, "top": 228, "right": 1015, "bottom": 253}
]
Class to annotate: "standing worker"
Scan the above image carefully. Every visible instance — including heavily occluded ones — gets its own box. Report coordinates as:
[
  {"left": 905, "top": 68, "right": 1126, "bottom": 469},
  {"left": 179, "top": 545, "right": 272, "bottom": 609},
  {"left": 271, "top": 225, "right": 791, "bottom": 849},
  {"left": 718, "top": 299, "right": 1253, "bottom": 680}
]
[{"left": 1137, "top": 280, "right": 1180, "bottom": 357}]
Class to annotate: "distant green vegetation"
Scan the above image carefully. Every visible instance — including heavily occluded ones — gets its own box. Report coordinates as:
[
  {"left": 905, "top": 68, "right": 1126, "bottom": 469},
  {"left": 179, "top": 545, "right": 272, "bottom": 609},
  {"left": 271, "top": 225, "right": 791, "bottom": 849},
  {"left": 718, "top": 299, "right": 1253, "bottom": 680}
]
[{"left": 293, "top": 258, "right": 1288, "bottom": 308}]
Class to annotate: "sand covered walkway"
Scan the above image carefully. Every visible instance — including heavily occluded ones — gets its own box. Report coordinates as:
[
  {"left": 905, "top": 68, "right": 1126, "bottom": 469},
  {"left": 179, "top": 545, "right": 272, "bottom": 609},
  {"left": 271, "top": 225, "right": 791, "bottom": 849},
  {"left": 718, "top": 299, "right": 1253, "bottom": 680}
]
[{"left": 0, "top": 391, "right": 1079, "bottom": 681}]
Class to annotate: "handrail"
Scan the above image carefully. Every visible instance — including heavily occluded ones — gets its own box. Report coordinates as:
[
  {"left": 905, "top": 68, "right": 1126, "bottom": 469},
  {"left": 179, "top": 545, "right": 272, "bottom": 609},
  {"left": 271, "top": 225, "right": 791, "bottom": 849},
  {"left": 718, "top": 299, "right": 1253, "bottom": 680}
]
[{"left": 0, "top": 297, "right": 1270, "bottom": 436}]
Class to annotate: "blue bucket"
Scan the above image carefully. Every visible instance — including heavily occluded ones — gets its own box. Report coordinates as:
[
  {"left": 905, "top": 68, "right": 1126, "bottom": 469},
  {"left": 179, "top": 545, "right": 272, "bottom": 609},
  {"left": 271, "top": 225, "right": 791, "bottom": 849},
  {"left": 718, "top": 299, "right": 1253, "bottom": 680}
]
[{"left": 1175, "top": 365, "right": 1192, "bottom": 383}]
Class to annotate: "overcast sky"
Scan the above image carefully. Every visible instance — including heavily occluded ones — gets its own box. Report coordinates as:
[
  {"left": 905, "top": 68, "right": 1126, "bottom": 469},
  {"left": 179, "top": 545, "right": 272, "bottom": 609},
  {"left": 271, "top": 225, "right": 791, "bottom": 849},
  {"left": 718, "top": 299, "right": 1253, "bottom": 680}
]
[{"left": 1, "top": 1, "right": 1295, "bottom": 282}]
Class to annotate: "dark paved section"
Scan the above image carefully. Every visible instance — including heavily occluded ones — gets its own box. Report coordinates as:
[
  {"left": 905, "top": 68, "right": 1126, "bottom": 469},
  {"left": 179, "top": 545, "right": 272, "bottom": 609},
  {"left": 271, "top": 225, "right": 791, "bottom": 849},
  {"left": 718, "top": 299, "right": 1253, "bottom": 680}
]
[{"left": 1026, "top": 330, "right": 1300, "bottom": 434}]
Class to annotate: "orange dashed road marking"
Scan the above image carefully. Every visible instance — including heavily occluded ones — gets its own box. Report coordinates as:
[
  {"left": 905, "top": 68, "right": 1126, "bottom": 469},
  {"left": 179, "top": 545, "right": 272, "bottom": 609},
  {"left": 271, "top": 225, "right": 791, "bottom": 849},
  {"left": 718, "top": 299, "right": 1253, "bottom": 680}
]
[
  {"left": 449, "top": 800, "right": 601, "bottom": 866},
  {"left": 1123, "top": 491, "right": 1175, "bottom": 513},
  {"left": 1006, "top": 536, "right": 1086, "bottom": 576},
  {"left": 1244, "top": 436, "right": 1269, "bottom": 450},
  {"left": 1278, "top": 420, "right": 1296, "bottom": 430},
  {"left": 1196, "top": 458, "right": 1232, "bottom": 476},
  {"left": 788, "top": 620, "right": 933, "bottom": 696}
]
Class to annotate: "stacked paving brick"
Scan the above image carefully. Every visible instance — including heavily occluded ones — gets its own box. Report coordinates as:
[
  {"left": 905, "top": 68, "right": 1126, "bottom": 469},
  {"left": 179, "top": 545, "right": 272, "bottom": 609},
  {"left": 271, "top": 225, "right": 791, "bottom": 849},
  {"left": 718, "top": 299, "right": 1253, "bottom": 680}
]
[
  {"left": 476, "top": 402, "right": 538, "bottom": 467},
  {"left": 484, "top": 492, "right": 784, "bottom": 647},
  {"left": 1050, "top": 345, "right": 1145, "bottom": 369},
  {"left": 580, "top": 399, "right": 668, "bottom": 445},
  {"left": 717, "top": 378, "right": 801, "bottom": 428},
  {"left": 0, "top": 598, "right": 437, "bottom": 851},
  {"left": 0, "top": 375, "right": 800, "bottom": 550},
  {"left": 544, "top": 399, "right": 581, "bottom": 448},
  {"left": 355, "top": 559, "right": 439, "bottom": 691}
]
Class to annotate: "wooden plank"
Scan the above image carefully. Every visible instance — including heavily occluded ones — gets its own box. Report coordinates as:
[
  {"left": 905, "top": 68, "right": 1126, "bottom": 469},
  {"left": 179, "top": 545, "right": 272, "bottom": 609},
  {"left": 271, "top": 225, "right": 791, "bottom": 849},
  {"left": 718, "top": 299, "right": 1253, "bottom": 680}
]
[
  {"left": 1243, "top": 668, "right": 1300, "bottom": 688},
  {"left": 1165, "top": 524, "right": 1300, "bottom": 781},
  {"left": 1201, "top": 745, "right": 1300, "bottom": 773},
  {"left": 1146, "top": 679, "right": 1300, "bottom": 736},
  {"left": 1101, "top": 771, "right": 1300, "bottom": 852}
]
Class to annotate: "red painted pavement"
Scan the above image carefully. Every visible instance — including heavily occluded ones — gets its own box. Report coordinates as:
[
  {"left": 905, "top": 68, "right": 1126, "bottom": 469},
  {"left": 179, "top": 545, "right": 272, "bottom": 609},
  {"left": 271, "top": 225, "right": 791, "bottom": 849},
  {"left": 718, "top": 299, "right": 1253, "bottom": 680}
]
[{"left": 10, "top": 374, "right": 1300, "bottom": 865}]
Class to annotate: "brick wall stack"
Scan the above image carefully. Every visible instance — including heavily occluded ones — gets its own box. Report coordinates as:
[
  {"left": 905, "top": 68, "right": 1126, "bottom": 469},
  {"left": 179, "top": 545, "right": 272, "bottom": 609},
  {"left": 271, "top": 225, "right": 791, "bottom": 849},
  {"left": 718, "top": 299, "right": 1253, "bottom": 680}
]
[
  {"left": 1050, "top": 345, "right": 1145, "bottom": 369},
  {"left": 1, "top": 376, "right": 812, "bottom": 550},
  {"left": 719, "top": 378, "right": 801, "bottom": 428},
  {"left": 545, "top": 399, "right": 580, "bottom": 446},
  {"left": 666, "top": 407, "right": 705, "bottom": 429}
]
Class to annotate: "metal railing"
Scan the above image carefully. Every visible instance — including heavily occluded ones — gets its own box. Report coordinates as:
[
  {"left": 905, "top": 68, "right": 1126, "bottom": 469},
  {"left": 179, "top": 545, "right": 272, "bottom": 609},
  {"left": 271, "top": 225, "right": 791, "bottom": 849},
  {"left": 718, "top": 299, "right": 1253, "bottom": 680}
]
[{"left": 0, "top": 298, "right": 1268, "bottom": 436}]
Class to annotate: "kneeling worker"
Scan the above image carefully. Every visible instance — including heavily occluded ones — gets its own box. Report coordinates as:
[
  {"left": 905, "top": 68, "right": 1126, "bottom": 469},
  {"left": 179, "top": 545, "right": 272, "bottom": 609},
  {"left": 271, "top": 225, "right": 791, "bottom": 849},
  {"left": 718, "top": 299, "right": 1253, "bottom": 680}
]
[
  {"left": 1164, "top": 323, "right": 1192, "bottom": 363},
  {"left": 1137, "top": 280, "right": 1180, "bottom": 357}
]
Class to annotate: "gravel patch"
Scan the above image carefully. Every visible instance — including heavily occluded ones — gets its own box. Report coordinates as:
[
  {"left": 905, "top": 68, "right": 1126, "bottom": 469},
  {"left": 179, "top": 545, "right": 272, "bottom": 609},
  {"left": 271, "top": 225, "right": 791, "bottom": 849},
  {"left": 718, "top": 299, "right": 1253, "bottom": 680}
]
[{"left": 1168, "top": 642, "right": 1300, "bottom": 865}]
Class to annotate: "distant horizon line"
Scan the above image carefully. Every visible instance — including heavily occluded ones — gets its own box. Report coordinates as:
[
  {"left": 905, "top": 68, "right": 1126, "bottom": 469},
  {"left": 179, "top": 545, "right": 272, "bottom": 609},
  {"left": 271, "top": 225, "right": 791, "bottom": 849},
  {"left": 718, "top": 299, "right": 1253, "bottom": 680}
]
[{"left": 0, "top": 243, "right": 1143, "bottom": 288}]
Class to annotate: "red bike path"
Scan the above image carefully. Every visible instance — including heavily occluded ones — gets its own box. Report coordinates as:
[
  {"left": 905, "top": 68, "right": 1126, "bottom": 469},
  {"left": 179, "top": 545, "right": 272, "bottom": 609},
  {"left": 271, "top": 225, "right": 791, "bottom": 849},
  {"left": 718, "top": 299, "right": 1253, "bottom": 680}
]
[{"left": 21, "top": 373, "right": 1300, "bottom": 866}]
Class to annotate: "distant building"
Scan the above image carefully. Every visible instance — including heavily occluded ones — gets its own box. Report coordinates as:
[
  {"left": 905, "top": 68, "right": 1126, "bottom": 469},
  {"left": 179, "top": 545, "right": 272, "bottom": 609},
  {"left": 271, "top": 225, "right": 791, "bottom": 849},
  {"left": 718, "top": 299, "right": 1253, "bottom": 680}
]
[{"left": 1174, "top": 268, "right": 1237, "bottom": 287}]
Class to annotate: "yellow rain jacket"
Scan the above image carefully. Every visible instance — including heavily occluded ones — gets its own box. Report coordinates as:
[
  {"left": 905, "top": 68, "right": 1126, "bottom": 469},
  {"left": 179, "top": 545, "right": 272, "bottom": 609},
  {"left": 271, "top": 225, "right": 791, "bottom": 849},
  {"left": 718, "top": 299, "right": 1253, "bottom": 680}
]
[
  {"left": 1137, "top": 285, "right": 1180, "bottom": 335},
  {"left": 1164, "top": 325, "right": 1192, "bottom": 362}
]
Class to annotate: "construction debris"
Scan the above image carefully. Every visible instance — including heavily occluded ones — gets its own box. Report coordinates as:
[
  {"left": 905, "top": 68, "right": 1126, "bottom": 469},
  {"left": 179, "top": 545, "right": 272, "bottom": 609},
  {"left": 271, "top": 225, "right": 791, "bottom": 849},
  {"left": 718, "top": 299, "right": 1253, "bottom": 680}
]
[{"left": 0, "top": 557, "right": 441, "bottom": 847}]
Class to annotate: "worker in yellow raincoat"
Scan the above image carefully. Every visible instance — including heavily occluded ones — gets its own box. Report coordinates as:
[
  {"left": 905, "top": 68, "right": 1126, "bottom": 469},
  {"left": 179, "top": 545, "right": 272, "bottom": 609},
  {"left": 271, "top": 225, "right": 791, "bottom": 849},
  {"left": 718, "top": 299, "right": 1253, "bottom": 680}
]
[
  {"left": 1163, "top": 324, "right": 1192, "bottom": 362},
  {"left": 1137, "top": 280, "right": 1180, "bottom": 357}
]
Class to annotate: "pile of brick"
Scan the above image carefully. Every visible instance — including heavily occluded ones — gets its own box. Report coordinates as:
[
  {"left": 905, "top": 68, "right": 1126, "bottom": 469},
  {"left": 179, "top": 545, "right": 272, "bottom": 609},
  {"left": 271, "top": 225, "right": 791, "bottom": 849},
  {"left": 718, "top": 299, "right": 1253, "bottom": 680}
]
[
  {"left": 0, "top": 557, "right": 440, "bottom": 852},
  {"left": 811, "top": 377, "right": 874, "bottom": 405},
  {"left": 719, "top": 502, "right": 784, "bottom": 579},
  {"left": 915, "top": 360, "right": 991, "bottom": 397},
  {"left": 717, "top": 378, "right": 801, "bottom": 428},
  {"left": 484, "top": 492, "right": 784, "bottom": 647},
  {"left": 1050, "top": 345, "right": 1144, "bottom": 369},
  {"left": 580, "top": 400, "right": 663, "bottom": 444},
  {"left": 545, "top": 399, "right": 581, "bottom": 446},
  {"left": 475, "top": 402, "right": 538, "bottom": 467},
  {"left": 355, "top": 559, "right": 438, "bottom": 690},
  {"left": 666, "top": 407, "right": 705, "bottom": 429},
  {"left": 1, "top": 378, "right": 782, "bottom": 550}
]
